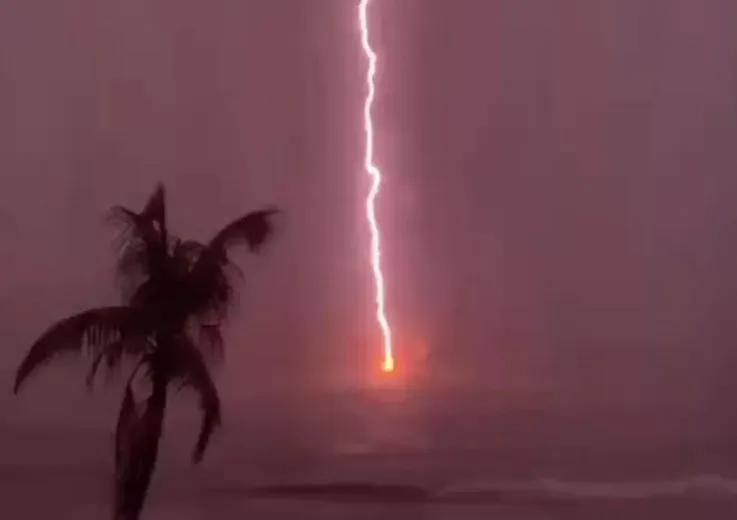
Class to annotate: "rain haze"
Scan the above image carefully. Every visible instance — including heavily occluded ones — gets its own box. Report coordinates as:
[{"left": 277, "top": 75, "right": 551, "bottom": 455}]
[{"left": 3, "top": 1, "right": 737, "bottom": 518}]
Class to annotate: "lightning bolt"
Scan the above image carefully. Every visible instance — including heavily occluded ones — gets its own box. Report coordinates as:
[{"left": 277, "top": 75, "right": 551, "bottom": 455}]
[{"left": 359, "top": 0, "right": 394, "bottom": 373}]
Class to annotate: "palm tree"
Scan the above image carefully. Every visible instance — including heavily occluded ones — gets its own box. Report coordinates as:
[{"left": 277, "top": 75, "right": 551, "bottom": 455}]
[{"left": 12, "top": 184, "right": 279, "bottom": 520}]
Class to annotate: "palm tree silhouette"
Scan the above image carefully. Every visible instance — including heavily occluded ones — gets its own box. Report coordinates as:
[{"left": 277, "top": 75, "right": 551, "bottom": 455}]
[{"left": 12, "top": 184, "right": 279, "bottom": 520}]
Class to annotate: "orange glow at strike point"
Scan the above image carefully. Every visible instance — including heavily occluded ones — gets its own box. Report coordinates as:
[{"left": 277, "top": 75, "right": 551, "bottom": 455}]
[{"left": 359, "top": 0, "right": 395, "bottom": 374}]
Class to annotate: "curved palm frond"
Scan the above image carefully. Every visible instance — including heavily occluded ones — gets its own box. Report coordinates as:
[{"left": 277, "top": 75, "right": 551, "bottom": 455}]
[
  {"left": 173, "top": 239, "right": 205, "bottom": 269},
  {"left": 170, "top": 336, "right": 222, "bottom": 463},
  {"left": 208, "top": 208, "right": 280, "bottom": 256},
  {"left": 108, "top": 206, "right": 161, "bottom": 258},
  {"left": 114, "top": 236, "right": 151, "bottom": 297},
  {"left": 14, "top": 307, "right": 149, "bottom": 394},
  {"left": 197, "top": 323, "right": 225, "bottom": 362},
  {"left": 182, "top": 251, "right": 235, "bottom": 322},
  {"left": 86, "top": 335, "right": 152, "bottom": 389},
  {"left": 111, "top": 183, "right": 167, "bottom": 236},
  {"left": 109, "top": 207, "right": 161, "bottom": 300},
  {"left": 107, "top": 184, "right": 170, "bottom": 294},
  {"left": 183, "top": 209, "right": 279, "bottom": 320},
  {"left": 140, "top": 183, "right": 167, "bottom": 234}
]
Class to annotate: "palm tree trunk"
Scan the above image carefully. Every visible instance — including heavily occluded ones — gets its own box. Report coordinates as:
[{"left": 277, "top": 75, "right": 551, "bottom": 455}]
[{"left": 115, "top": 378, "right": 167, "bottom": 520}]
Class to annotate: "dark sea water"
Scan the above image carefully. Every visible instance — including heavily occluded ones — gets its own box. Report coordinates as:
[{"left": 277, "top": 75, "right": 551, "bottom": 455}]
[
  {"left": 6, "top": 464, "right": 737, "bottom": 519},
  {"left": 5, "top": 387, "right": 737, "bottom": 518}
]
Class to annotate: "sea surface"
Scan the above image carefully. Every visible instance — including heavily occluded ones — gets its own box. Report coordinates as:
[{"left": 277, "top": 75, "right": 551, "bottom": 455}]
[
  {"left": 6, "top": 463, "right": 737, "bottom": 519},
  {"left": 5, "top": 387, "right": 737, "bottom": 518}
]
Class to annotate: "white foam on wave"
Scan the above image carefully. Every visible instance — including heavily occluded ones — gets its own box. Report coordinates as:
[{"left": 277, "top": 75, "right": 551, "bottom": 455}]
[{"left": 441, "top": 474, "right": 737, "bottom": 500}]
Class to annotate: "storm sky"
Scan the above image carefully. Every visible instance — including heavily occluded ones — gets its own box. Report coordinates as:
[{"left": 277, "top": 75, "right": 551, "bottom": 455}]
[{"left": 2, "top": 0, "right": 737, "bottom": 427}]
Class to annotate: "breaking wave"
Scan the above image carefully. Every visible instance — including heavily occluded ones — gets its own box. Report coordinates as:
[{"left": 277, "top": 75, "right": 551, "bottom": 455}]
[
  {"left": 246, "top": 475, "right": 737, "bottom": 504},
  {"left": 441, "top": 474, "right": 737, "bottom": 500}
]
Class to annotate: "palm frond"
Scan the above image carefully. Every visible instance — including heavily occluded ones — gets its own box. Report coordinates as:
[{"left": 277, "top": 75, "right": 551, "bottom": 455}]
[
  {"left": 173, "top": 239, "right": 205, "bottom": 267},
  {"left": 179, "top": 209, "right": 278, "bottom": 319},
  {"left": 170, "top": 335, "right": 222, "bottom": 463},
  {"left": 107, "top": 206, "right": 160, "bottom": 253},
  {"left": 140, "top": 183, "right": 167, "bottom": 233},
  {"left": 107, "top": 184, "right": 171, "bottom": 292},
  {"left": 114, "top": 238, "right": 151, "bottom": 295},
  {"left": 86, "top": 336, "right": 152, "bottom": 389},
  {"left": 208, "top": 208, "right": 280, "bottom": 256},
  {"left": 108, "top": 207, "right": 161, "bottom": 297},
  {"left": 184, "top": 257, "right": 236, "bottom": 321},
  {"left": 197, "top": 324, "right": 225, "bottom": 362},
  {"left": 14, "top": 307, "right": 148, "bottom": 394},
  {"left": 109, "top": 184, "right": 167, "bottom": 239}
]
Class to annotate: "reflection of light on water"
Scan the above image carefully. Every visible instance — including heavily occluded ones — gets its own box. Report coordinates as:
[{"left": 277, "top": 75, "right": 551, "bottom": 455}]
[
  {"left": 331, "top": 417, "right": 430, "bottom": 456},
  {"left": 324, "top": 334, "right": 438, "bottom": 455},
  {"left": 333, "top": 365, "right": 433, "bottom": 455},
  {"left": 363, "top": 335, "right": 430, "bottom": 391}
]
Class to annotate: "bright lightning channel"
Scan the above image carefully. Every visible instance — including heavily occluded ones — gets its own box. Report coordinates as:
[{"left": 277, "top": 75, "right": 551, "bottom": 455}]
[{"left": 359, "top": 0, "right": 394, "bottom": 373}]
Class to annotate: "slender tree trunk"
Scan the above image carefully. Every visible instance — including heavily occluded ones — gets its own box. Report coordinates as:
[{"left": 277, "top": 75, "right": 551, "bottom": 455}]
[{"left": 114, "top": 378, "right": 167, "bottom": 520}]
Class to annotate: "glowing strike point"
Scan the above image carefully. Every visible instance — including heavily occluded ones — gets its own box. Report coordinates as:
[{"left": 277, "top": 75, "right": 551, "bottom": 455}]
[
  {"left": 359, "top": 0, "right": 395, "bottom": 374},
  {"left": 382, "top": 356, "right": 394, "bottom": 373}
]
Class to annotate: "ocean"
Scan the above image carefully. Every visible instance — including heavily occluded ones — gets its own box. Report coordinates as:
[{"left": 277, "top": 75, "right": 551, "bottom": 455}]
[
  {"left": 4, "top": 387, "right": 737, "bottom": 518},
  {"left": 6, "top": 463, "right": 737, "bottom": 519}
]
